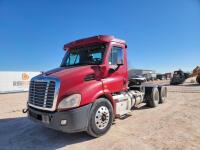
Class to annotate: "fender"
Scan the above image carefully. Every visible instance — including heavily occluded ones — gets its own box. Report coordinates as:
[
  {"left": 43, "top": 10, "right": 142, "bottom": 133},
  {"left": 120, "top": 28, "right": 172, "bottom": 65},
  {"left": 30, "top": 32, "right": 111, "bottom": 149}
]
[{"left": 91, "top": 89, "right": 116, "bottom": 115}]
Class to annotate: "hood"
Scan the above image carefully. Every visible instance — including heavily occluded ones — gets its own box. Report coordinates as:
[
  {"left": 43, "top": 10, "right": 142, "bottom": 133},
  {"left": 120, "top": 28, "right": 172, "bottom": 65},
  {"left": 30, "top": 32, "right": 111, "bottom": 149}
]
[
  {"left": 39, "top": 65, "right": 103, "bottom": 101},
  {"left": 42, "top": 66, "right": 97, "bottom": 80}
]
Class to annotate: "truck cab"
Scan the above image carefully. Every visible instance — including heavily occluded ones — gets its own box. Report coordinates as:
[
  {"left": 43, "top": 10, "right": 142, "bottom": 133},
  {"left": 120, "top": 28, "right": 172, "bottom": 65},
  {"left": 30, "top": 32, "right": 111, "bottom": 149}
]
[{"left": 26, "top": 35, "right": 167, "bottom": 137}]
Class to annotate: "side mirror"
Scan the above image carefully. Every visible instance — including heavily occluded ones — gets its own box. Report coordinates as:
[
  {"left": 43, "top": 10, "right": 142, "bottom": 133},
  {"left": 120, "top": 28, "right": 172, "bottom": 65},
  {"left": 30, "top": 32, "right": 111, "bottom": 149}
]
[
  {"left": 108, "top": 63, "right": 122, "bottom": 74},
  {"left": 109, "top": 68, "right": 115, "bottom": 74}
]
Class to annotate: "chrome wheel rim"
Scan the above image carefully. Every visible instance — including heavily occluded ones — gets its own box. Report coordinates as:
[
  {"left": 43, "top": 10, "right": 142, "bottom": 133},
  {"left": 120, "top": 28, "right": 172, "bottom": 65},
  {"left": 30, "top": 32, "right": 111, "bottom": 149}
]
[{"left": 95, "top": 106, "right": 110, "bottom": 129}]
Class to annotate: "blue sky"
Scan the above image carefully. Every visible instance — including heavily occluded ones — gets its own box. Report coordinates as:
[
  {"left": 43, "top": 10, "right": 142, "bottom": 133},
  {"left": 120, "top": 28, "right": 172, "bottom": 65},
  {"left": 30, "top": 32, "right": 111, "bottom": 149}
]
[{"left": 0, "top": 0, "right": 200, "bottom": 73}]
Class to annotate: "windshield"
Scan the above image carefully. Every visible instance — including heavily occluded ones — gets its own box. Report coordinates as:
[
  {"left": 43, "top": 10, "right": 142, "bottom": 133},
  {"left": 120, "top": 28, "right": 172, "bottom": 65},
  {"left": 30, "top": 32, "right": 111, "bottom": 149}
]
[{"left": 61, "top": 44, "right": 106, "bottom": 67}]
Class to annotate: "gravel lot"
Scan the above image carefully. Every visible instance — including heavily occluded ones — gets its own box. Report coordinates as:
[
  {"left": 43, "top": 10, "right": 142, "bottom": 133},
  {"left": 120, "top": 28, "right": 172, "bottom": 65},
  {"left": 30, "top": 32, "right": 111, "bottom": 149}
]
[{"left": 0, "top": 81, "right": 200, "bottom": 150}]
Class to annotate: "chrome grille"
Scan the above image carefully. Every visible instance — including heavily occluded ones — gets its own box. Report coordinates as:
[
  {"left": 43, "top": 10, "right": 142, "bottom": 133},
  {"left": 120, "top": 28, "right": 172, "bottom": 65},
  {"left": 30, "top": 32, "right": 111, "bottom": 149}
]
[{"left": 28, "top": 76, "right": 59, "bottom": 111}]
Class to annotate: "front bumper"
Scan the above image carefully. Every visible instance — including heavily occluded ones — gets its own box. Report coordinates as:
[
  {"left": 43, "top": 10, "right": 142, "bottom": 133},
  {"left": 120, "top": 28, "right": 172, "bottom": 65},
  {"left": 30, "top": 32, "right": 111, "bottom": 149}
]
[{"left": 28, "top": 104, "right": 92, "bottom": 133}]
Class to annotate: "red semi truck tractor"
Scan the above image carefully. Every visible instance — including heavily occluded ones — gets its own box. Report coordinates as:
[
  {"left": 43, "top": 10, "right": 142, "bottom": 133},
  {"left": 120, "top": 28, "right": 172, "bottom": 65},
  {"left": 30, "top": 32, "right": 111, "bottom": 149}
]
[{"left": 25, "top": 35, "right": 167, "bottom": 137}]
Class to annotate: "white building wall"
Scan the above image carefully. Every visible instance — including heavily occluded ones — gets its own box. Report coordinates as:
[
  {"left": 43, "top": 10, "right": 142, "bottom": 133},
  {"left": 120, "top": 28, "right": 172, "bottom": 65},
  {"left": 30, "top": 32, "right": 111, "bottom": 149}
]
[{"left": 0, "top": 71, "right": 41, "bottom": 93}]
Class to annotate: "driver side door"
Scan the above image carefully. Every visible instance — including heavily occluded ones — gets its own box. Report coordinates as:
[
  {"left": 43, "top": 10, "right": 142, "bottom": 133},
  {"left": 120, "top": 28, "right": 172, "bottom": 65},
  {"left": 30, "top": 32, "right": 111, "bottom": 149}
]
[{"left": 102, "top": 44, "right": 128, "bottom": 93}]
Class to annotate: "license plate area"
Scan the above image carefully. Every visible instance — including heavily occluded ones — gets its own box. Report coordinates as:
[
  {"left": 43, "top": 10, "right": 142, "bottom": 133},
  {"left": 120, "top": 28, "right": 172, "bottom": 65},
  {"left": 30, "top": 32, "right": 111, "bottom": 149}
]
[
  {"left": 29, "top": 111, "right": 50, "bottom": 124},
  {"left": 42, "top": 115, "right": 50, "bottom": 124}
]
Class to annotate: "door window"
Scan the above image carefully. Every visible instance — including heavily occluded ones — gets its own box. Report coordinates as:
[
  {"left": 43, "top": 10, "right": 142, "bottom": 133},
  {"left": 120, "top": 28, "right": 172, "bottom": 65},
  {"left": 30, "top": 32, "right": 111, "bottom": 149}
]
[{"left": 109, "top": 46, "right": 124, "bottom": 65}]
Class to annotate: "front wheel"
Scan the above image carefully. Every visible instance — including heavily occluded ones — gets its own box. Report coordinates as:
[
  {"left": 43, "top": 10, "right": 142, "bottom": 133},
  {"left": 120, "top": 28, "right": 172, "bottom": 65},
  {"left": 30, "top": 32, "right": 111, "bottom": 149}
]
[{"left": 87, "top": 98, "right": 114, "bottom": 137}]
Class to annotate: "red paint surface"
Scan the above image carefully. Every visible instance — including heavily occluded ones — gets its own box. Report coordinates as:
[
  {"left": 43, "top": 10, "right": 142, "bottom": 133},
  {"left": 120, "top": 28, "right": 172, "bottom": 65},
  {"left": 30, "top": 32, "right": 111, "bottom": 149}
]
[{"left": 45, "top": 35, "right": 128, "bottom": 112}]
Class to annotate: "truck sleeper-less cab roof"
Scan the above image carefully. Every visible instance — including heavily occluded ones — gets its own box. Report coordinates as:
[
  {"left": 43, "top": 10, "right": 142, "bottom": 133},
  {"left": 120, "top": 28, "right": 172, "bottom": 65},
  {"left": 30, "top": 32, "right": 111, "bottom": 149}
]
[{"left": 64, "top": 35, "right": 127, "bottom": 50}]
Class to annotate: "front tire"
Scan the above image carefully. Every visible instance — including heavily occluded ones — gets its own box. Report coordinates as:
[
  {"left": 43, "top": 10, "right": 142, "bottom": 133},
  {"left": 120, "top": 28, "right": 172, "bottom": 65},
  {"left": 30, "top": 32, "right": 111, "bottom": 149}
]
[{"left": 87, "top": 98, "right": 114, "bottom": 137}]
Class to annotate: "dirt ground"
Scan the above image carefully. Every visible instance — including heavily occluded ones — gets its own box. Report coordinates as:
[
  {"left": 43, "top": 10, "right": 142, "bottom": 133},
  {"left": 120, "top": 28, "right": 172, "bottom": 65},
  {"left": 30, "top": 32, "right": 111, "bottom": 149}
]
[{"left": 0, "top": 81, "right": 200, "bottom": 150}]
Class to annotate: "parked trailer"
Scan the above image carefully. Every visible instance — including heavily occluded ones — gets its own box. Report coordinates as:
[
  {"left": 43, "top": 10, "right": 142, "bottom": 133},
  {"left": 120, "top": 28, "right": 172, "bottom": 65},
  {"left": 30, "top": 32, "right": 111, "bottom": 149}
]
[
  {"left": 24, "top": 35, "right": 167, "bottom": 137},
  {"left": 0, "top": 71, "right": 41, "bottom": 93}
]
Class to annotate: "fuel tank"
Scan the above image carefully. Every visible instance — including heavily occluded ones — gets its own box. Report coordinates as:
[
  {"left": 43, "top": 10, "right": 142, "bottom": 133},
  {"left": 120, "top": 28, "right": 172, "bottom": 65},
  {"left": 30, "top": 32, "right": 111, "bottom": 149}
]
[{"left": 112, "top": 90, "right": 144, "bottom": 117}]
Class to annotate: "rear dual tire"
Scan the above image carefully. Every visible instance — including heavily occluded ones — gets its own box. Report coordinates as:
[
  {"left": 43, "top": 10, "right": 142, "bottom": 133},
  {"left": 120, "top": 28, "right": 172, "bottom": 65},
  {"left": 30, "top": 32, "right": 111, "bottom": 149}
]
[
  {"left": 146, "top": 86, "right": 167, "bottom": 107},
  {"left": 158, "top": 86, "right": 167, "bottom": 103},
  {"left": 146, "top": 87, "right": 160, "bottom": 107}
]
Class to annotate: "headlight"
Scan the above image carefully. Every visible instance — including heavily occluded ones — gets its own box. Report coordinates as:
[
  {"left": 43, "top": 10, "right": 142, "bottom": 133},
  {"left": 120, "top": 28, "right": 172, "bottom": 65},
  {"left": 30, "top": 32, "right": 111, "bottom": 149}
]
[{"left": 58, "top": 94, "right": 81, "bottom": 109}]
